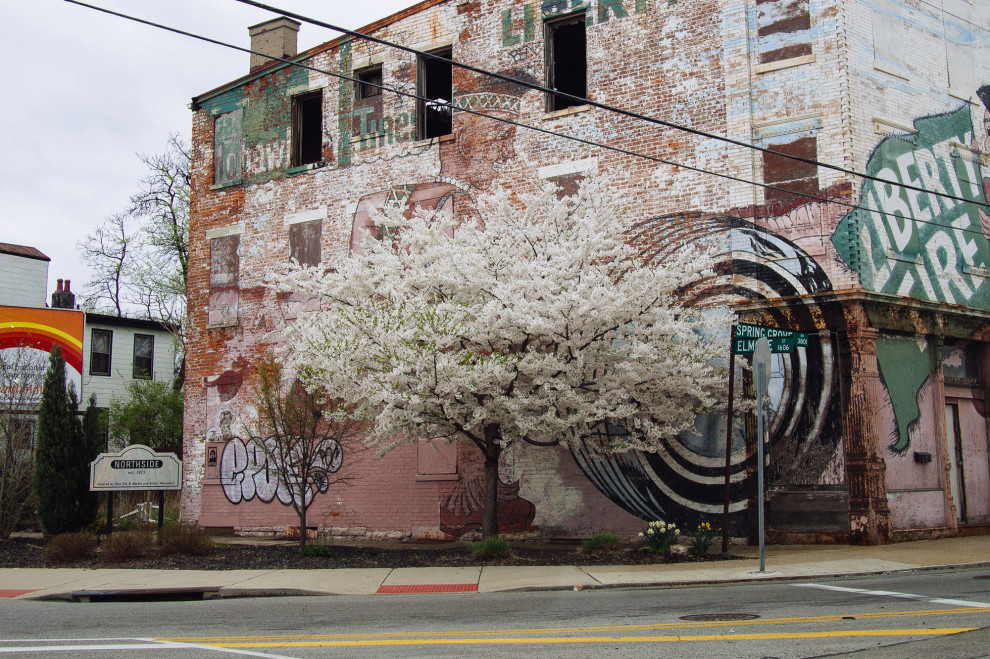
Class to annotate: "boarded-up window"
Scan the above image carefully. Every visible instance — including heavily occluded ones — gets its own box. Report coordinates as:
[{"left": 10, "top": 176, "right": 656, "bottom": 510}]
[
  {"left": 289, "top": 220, "right": 322, "bottom": 267},
  {"left": 417, "top": 439, "right": 457, "bottom": 477},
  {"left": 214, "top": 109, "right": 242, "bottom": 185},
  {"left": 756, "top": 0, "right": 811, "bottom": 64},
  {"left": 872, "top": 7, "right": 905, "bottom": 75},
  {"left": 209, "top": 234, "right": 240, "bottom": 326},
  {"left": 944, "top": 0, "right": 974, "bottom": 96},
  {"left": 763, "top": 136, "right": 818, "bottom": 205}
]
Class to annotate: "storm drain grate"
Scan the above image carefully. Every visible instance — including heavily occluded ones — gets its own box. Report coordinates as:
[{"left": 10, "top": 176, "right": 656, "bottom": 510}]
[
  {"left": 680, "top": 613, "right": 761, "bottom": 622},
  {"left": 973, "top": 575, "right": 990, "bottom": 580}
]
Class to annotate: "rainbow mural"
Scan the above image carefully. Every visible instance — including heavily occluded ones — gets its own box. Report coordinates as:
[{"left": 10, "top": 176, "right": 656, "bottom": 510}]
[{"left": 0, "top": 306, "right": 84, "bottom": 373}]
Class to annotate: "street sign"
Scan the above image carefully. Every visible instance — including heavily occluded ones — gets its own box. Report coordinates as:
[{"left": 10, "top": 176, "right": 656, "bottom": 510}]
[
  {"left": 90, "top": 444, "right": 182, "bottom": 491},
  {"left": 734, "top": 322, "right": 809, "bottom": 354}
]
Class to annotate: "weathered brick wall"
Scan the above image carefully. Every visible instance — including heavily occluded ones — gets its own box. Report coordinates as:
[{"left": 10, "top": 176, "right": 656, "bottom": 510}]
[{"left": 182, "top": 0, "right": 990, "bottom": 540}]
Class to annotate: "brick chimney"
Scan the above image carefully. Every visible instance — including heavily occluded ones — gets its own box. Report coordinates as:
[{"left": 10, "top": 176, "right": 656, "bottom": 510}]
[
  {"left": 248, "top": 17, "right": 301, "bottom": 72},
  {"left": 51, "top": 278, "right": 76, "bottom": 309}
]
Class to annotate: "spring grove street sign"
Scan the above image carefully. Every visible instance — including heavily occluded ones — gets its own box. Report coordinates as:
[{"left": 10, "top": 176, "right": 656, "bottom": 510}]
[
  {"left": 734, "top": 322, "right": 810, "bottom": 354},
  {"left": 90, "top": 444, "right": 182, "bottom": 491}
]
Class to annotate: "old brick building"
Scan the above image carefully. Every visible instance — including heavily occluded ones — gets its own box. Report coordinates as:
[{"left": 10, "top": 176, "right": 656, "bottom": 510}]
[{"left": 183, "top": 0, "right": 990, "bottom": 543}]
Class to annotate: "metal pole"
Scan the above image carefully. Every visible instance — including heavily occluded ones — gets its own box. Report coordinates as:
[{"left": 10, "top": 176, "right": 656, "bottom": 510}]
[
  {"left": 157, "top": 490, "right": 165, "bottom": 544},
  {"left": 756, "top": 361, "right": 766, "bottom": 573},
  {"left": 105, "top": 492, "right": 113, "bottom": 538},
  {"left": 722, "top": 325, "right": 736, "bottom": 554}
]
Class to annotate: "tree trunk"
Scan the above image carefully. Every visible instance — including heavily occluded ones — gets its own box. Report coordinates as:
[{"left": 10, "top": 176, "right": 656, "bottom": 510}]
[
  {"left": 298, "top": 505, "right": 308, "bottom": 549},
  {"left": 481, "top": 429, "right": 501, "bottom": 539}
]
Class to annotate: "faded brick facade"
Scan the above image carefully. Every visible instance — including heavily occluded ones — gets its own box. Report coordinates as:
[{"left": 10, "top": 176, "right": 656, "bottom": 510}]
[{"left": 184, "top": 0, "right": 990, "bottom": 543}]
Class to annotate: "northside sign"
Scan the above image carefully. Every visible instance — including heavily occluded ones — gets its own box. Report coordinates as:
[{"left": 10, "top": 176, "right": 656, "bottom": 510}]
[
  {"left": 90, "top": 444, "right": 182, "bottom": 491},
  {"left": 734, "top": 322, "right": 810, "bottom": 354}
]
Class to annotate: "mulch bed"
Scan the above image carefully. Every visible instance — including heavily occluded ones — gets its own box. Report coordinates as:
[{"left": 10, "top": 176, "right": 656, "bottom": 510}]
[{"left": 1, "top": 536, "right": 742, "bottom": 570}]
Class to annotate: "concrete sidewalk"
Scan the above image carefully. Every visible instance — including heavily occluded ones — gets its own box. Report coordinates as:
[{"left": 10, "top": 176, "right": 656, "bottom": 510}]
[{"left": 1, "top": 535, "right": 987, "bottom": 601}]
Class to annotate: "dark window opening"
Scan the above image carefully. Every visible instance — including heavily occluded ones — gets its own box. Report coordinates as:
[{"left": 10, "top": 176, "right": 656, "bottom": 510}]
[
  {"left": 545, "top": 14, "right": 587, "bottom": 112},
  {"left": 291, "top": 91, "right": 323, "bottom": 167},
  {"left": 289, "top": 220, "right": 322, "bottom": 267},
  {"left": 356, "top": 65, "right": 383, "bottom": 99},
  {"left": 417, "top": 47, "right": 453, "bottom": 140},
  {"left": 90, "top": 329, "right": 112, "bottom": 377},
  {"left": 133, "top": 334, "right": 154, "bottom": 380}
]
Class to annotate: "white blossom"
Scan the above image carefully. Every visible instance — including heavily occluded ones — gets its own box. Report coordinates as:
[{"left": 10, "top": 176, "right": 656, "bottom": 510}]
[{"left": 269, "top": 175, "right": 729, "bottom": 458}]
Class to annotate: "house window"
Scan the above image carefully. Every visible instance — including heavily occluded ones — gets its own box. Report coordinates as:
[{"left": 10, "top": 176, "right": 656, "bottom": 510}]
[
  {"left": 545, "top": 14, "right": 587, "bottom": 111},
  {"left": 133, "top": 334, "right": 154, "bottom": 380},
  {"left": 289, "top": 219, "right": 322, "bottom": 267},
  {"left": 291, "top": 90, "right": 323, "bottom": 167},
  {"left": 417, "top": 47, "right": 453, "bottom": 140},
  {"left": 356, "top": 65, "right": 383, "bottom": 99},
  {"left": 90, "top": 329, "right": 112, "bottom": 376}
]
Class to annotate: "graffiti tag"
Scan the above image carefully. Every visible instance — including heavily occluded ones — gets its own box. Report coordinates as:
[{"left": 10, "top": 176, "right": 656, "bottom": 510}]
[{"left": 219, "top": 436, "right": 343, "bottom": 507}]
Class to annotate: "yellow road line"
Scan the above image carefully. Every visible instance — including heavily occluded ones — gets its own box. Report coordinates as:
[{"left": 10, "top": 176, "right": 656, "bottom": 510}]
[
  {"left": 158, "top": 607, "right": 990, "bottom": 643},
  {"left": 200, "top": 629, "right": 975, "bottom": 648}
]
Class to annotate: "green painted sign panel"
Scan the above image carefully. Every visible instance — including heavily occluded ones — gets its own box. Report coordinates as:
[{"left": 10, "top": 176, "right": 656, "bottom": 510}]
[
  {"left": 734, "top": 323, "right": 809, "bottom": 354},
  {"left": 831, "top": 105, "right": 990, "bottom": 309}
]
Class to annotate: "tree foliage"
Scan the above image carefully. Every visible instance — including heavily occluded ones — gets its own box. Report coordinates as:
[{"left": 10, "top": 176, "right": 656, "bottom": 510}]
[
  {"left": 33, "top": 348, "right": 99, "bottom": 536},
  {"left": 78, "top": 134, "right": 189, "bottom": 386},
  {"left": 248, "top": 353, "right": 363, "bottom": 548},
  {"left": 0, "top": 348, "right": 46, "bottom": 538},
  {"left": 271, "top": 176, "right": 728, "bottom": 538},
  {"left": 107, "top": 379, "right": 183, "bottom": 457}
]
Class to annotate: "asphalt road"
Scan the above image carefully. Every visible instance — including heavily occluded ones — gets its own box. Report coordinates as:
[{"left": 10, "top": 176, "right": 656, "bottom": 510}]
[{"left": 2, "top": 567, "right": 989, "bottom": 658}]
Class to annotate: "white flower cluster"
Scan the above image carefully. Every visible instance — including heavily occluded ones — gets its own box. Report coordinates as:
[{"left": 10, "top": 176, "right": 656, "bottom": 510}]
[
  {"left": 639, "top": 520, "right": 678, "bottom": 537},
  {"left": 268, "top": 174, "right": 729, "bottom": 458}
]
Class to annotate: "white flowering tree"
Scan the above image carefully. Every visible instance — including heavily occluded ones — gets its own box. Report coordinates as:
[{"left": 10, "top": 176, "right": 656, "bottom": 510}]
[{"left": 271, "top": 177, "right": 728, "bottom": 538}]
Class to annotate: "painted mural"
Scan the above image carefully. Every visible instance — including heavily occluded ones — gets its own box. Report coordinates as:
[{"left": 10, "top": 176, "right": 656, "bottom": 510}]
[
  {"left": 832, "top": 90, "right": 990, "bottom": 309},
  {"left": 572, "top": 204, "right": 847, "bottom": 534}
]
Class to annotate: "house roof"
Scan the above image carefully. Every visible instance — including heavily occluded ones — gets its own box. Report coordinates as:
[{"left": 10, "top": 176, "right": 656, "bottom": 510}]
[
  {"left": 0, "top": 242, "right": 50, "bottom": 262},
  {"left": 191, "top": 0, "right": 447, "bottom": 108},
  {"left": 85, "top": 311, "right": 179, "bottom": 333}
]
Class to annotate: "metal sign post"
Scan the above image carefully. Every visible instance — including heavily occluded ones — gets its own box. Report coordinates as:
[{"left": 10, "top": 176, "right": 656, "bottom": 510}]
[{"left": 753, "top": 337, "right": 770, "bottom": 573}]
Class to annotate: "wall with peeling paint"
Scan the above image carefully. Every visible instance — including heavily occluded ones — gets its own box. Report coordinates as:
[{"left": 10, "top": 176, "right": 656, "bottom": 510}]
[{"left": 182, "top": 0, "right": 990, "bottom": 543}]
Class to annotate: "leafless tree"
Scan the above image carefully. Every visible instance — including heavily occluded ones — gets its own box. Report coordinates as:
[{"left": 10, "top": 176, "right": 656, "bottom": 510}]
[
  {"left": 248, "top": 353, "right": 363, "bottom": 548},
  {"left": 78, "top": 134, "right": 189, "bottom": 385},
  {"left": 0, "top": 348, "right": 47, "bottom": 538}
]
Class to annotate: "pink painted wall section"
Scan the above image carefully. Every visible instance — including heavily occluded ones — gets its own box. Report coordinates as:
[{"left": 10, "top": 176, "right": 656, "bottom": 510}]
[{"left": 199, "top": 438, "right": 645, "bottom": 539}]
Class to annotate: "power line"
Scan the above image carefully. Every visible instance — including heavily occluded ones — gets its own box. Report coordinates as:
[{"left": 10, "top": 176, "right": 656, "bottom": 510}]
[
  {"left": 235, "top": 0, "right": 990, "bottom": 211},
  {"left": 63, "top": 0, "right": 990, "bottom": 240}
]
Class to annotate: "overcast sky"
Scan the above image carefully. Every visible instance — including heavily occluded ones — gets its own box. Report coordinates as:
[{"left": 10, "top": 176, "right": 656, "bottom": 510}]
[{"left": 1, "top": 0, "right": 411, "bottom": 307}]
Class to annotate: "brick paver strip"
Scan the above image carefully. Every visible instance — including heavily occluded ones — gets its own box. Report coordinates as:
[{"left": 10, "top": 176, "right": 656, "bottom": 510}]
[
  {"left": 0, "top": 589, "right": 37, "bottom": 598},
  {"left": 377, "top": 584, "right": 478, "bottom": 594}
]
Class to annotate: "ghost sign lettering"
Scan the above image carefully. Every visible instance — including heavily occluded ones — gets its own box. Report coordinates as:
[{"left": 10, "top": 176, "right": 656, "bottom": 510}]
[{"left": 90, "top": 444, "right": 182, "bottom": 491}]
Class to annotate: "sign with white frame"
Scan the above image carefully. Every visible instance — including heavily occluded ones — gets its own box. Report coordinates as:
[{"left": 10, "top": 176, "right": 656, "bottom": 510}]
[{"left": 90, "top": 444, "right": 182, "bottom": 491}]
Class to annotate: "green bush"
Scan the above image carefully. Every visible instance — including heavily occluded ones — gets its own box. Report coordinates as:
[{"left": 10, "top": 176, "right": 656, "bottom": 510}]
[
  {"left": 100, "top": 529, "right": 152, "bottom": 563},
  {"left": 581, "top": 532, "right": 622, "bottom": 554},
  {"left": 469, "top": 536, "right": 512, "bottom": 559},
  {"left": 159, "top": 524, "right": 213, "bottom": 556},
  {"left": 299, "top": 544, "right": 334, "bottom": 557},
  {"left": 44, "top": 532, "right": 97, "bottom": 564}
]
